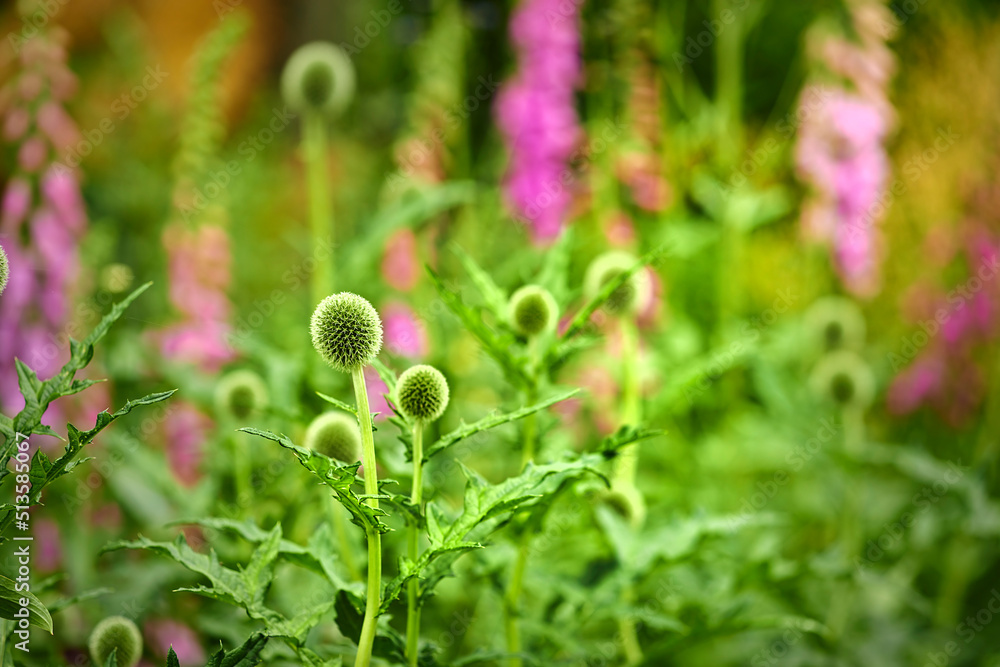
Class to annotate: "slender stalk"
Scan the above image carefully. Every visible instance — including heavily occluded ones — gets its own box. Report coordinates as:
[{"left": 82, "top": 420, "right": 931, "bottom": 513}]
[
  {"left": 826, "top": 405, "right": 865, "bottom": 639},
  {"left": 406, "top": 424, "right": 425, "bottom": 667},
  {"left": 304, "top": 111, "right": 334, "bottom": 305},
  {"left": 232, "top": 430, "right": 251, "bottom": 515},
  {"left": 612, "top": 316, "right": 645, "bottom": 663},
  {"left": 504, "top": 542, "right": 529, "bottom": 667},
  {"left": 352, "top": 367, "right": 381, "bottom": 667},
  {"left": 507, "top": 356, "right": 539, "bottom": 665}
]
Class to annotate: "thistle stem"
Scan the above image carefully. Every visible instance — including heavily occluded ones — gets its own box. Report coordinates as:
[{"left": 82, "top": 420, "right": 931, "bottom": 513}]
[
  {"left": 507, "top": 374, "right": 538, "bottom": 666},
  {"left": 232, "top": 430, "right": 251, "bottom": 515},
  {"left": 504, "top": 542, "right": 529, "bottom": 667},
  {"left": 406, "top": 423, "right": 424, "bottom": 667},
  {"left": 352, "top": 367, "right": 381, "bottom": 667},
  {"left": 304, "top": 111, "right": 334, "bottom": 305},
  {"left": 612, "top": 317, "right": 642, "bottom": 499},
  {"left": 612, "top": 316, "right": 645, "bottom": 663},
  {"left": 826, "top": 405, "right": 865, "bottom": 639}
]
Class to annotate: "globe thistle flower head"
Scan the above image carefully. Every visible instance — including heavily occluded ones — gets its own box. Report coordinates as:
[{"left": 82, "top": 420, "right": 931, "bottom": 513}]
[
  {"left": 305, "top": 412, "right": 362, "bottom": 463},
  {"left": 0, "top": 243, "right": 8, "bottom": 295},
  {"left": 310, "top": 293, "right": 383, "bottom": 373},
  {"left": 584, "top": 250, "right": 652, "bottom": 316},
  {"left": 810, "top": 350, "right": 876, "bottom": 410},
  {"left": 281, "top": 42, "right": 355, "bottom": 117},
  {"left": 89, "top": 616, "right": 143, "bottom": 667},
  {"left": 214, "top": 369, "right": 269, "bottom": 421},
  {"left": 508, "top": 285, "right": 559, "bottom": 336},
  {"left": 396, "top": 364, "right": 450, "bottom": 423},
  {"left": 804, "top": 296, "right": 866, "bottom": 354}
]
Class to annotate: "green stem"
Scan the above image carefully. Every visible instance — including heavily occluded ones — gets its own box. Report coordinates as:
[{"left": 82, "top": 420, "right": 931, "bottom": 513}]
[
  {"left": 504, "top": 542, "right": 529, "bottom": 667},
  {"left": 619, "top": 587, "right": 642, "bottom": 666},
  {"left": 352, "top": 367, "right": 381, "bottom": 667},
  {"left": 613, "top": 316, "right": 642, "bottom": 492},
  {"left": 611, "top": 317, "right": 645, "bottom": 663},
  {"left": 233, "top": 430, "right": 251, "bottom": 515},
  {"left": 520, "top": 340, "right": 540, "bottom": 471},
  {"left": 406, "top": 424, "right": 424, "bottom": 667},
  {"left": 304, "top": 111, "right": 334, "bottom": 305},
  {"left": 826, "top": 406, "right": 865, "bottom": 639}
]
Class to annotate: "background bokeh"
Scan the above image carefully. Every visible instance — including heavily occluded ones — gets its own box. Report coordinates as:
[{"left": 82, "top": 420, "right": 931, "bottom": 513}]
[{"left": 1, "top": 0, "right": 1000, "bottom": 665}]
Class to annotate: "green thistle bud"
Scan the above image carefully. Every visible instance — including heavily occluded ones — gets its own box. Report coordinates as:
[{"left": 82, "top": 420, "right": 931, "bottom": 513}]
[
  {"left": 89, "top": 616, "right": 143, "bottom": 667},
  {"left": 804, "top": 296, "right": 866, "bottom": 354},
  {"left": 396, "top": 364, "right": 449, "bottom": 423},
  {"left": 214, "top": 369, "right": 269, "bottom": 421},
  {"left": 310, "top": 292, "right": 383, "bottom": 373},
  {"left": 0, "top": 243, "right": 9, "bottom": 295},
  {"left": 809, "top": 350, "right": 876, "bottom": 410},
  {"left": 583, "top": 250, "right": 652, "bottom": 317},
  {"left": 508, "top": 285, "right": 559, "bottom": 337},
  {"left": 305, "top": 411, "right": 362, "bottom": 463},
  {"left": 281, "top": 42, "right": 355, "bottom": 117}
]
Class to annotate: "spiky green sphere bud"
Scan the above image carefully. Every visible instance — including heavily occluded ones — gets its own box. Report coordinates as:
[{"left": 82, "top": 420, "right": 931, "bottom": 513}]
[
  {"left": 89, "top": 616, "right": 142, "bottom": 667},
  {"left": 215, "top": 369, "right": 269, "bottom": 420},
  {"left": 508, "top": 285, "right": 559, "bottom": 337},
  {"left": 396, "top": 364, "right": 449, "bottom": 423},
  {"left": 310, "top": 293, "right": 383, "bottom": 373},
  {"left": 305, "top": 412, "right": 362, "bottom": 463},
  {"left": 0, "top": 243, "right": 9, "bottom": 296},
  {"left": 583, "top": 250, "right": 652, "bottom": 316},
  {"left": 804, "top": 296, "right": 866, "bottom": 354},
  {"left": 281, "top": 42, "right": 355, "bottom": 117},
  {"left": 809, "top": 350, "right": 876, "bottom": 410}
]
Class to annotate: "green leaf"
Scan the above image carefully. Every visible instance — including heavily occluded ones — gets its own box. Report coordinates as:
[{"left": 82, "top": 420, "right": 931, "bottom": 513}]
[
  {"left": 209, "top": 632, "right": 269, "bottom": 667},
  {"left": 241, "top": 429, "right": 391, "bottom": 534},
  {"left": 0, "top": 575, "right": 52, "bottom": 633},
  {"left": 380, "top": 453, "right": 611, "bottom": 613},
  {"left": 423, "top": 389, "right": 580, "bottom": 461},
  {"left": 316, "top": 392, "right": 358, "bottom": 417},
  {"left": 597, "top": 424, "right": 668, "bottom": 456},
  {"left": 166, "top": 647, "right": 180, "bottom": 667},
  {"left": 103, "top": 649, "right": 118, "bottom": 667}
]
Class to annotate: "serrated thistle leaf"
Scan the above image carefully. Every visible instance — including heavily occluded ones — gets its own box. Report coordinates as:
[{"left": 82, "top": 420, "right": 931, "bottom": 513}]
[
  {"left": 316, "top": 392, "right": 358, "bottom": 416},
  {"left": 241, "top": 428, "right": 392, "bottom": 534},
  {"left": 0, "top": 389, "right": 175, "bottom": 541},
  {"left": 422, "top": 389, "right": 579, "bottom": 462},
  {"left": 379, "top": 453, "right": 610, "bottom": 613}
]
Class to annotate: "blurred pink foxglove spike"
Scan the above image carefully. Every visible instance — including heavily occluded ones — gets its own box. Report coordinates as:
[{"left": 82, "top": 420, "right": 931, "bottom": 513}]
[
  {"left": 496, "top": 0, "right": 583, "bottom": 242},
  {"left": 383, "top": 303, "right": 428, "bottom": 358},
  {"left": 0, "top": 178, "right": 32, "bottom": 231}
]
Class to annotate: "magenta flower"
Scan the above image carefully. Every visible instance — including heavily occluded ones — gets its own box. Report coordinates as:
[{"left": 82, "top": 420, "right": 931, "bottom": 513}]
[
  {"left": 495, "top": 0, "right": 583, "bottom": 242},
  {"left": 382, "top": 303, "right": 428, "bottom": 358},
  {"left": 796, "top": 88, "right": 889, "bottom": 296},
  {"left": 0, "top": 27, "right": 88, "bottom": 416},
  {"left": 157, "top": 224, "right": 236, "bottom": 370}
]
